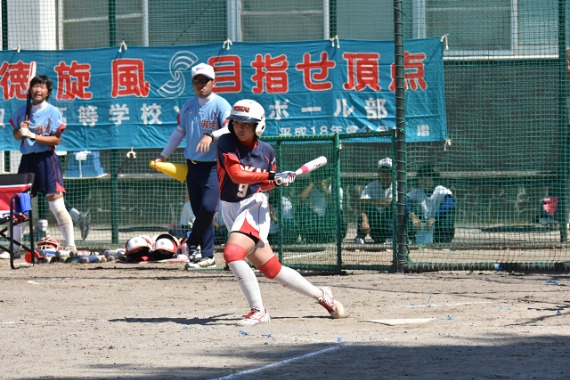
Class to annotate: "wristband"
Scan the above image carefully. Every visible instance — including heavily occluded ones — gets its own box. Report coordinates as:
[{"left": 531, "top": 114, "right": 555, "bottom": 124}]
[
  {"left": 206, "top": 132, "right": 214, "bottom": 141},
  {"left": 268, "top": 171, "right": 276, "bottom": 181}
]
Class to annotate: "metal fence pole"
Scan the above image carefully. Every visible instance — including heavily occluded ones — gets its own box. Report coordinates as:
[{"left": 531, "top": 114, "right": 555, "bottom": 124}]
[
  {"left": 276, "top": 140, "right": 283, "bottom": 259},
  {"left": 109, "top": 0, "right": 119, "bottom": 244},
  {"left": 109, "top": 0, "right": 116, "bottom": 45},
  {"left": 110, "top": 151, "right": 119, "bottom": 244},
  {"left": 334, "top": 133, "right": 343, "bottom": 272},
  {"left": 558, "top": 0, "right": 568, "bottom": 242},
  {"left": 393, "top": 0, "right": 408, "bottom": 271},
  {"left": 1, "top": 0, "right": 8, "bottom": 50}
]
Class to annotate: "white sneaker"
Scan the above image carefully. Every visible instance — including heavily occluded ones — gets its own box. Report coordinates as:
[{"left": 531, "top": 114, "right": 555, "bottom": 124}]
[
  {"left": 184, "top": 257, "right": 215, "bottom": 269},
  {"left": 0, "top": 251, "right": 10, "bottom": 259},
  {"left": 354, "top": 237, "right": 365, "bottom": 245},
  {"left": 318, "top": 287, "right": 346, "bottom": 319},
  {"left": 237, "top": 308, "right": 270, "bottom": 326}
]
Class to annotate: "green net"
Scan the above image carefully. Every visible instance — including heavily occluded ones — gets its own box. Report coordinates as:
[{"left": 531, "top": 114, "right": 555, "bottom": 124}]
[
  {"left": 400, "top": 1, "right": 570, "bottom": 272},
  {"left": 2, "top": 1, "right": 570, "bottom": 272}
]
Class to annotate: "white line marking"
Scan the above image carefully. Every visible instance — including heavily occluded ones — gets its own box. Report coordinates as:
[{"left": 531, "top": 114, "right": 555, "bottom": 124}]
[
  {"left": 407, "top": 301, "right": 493, "bottom": 308},
  {"left": 369, "top": 318, "right": 434, "bottom": 325},
  {"left": 0, "top": 319, "right": 107, "bottom": 325},
  {"left": 212, "top": 343, "right": 347, "bottom": 379}
]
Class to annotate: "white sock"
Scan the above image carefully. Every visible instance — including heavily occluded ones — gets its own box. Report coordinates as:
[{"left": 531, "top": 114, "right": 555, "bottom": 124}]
[
  {"left": 49, "top": 198, "right": 75, "bottom": 248},
  {"left": 274, "top": 266, "right": 322, "bottom": 300},
  {"left": 10, "top": 224, "right": 24, "bottom": 253},
  {"left": 228, "top": 260, "right": 264, "bottom": 311}
]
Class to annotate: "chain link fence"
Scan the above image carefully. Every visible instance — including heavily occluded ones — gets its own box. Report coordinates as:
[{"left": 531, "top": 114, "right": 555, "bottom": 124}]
[{"left": 2, "top": 1, "right": 570, "bottom": 271}]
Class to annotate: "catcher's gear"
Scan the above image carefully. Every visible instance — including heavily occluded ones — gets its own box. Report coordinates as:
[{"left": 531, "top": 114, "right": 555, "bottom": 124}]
[
  {"left": 227, "top": 99, "right": 266, "bottom": 137},
  {"left": 125, "top": 235, "right": 153, "bottom": 262},
  {"left": 151, "top": 233, "right": 180, "bottom": 260},
  {"left": 36, "top": 236, "right": 62, "bottom": 251}
]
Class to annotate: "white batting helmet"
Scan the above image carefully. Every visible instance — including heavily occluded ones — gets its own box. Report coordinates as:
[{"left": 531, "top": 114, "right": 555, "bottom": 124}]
[
  {"left": 125, "top": 235, "right": 153, "bottom": 256},
  {"left": 152, "top": 233, "right": 180, "bottom": 255},
  {"left": 228, "top": 99, "right": 266, "bottom": 137}
]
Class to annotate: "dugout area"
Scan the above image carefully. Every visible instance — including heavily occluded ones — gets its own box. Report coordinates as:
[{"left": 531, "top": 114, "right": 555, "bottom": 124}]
[{"left": 3, "top": 131, "right": 570, "bottom": 274}]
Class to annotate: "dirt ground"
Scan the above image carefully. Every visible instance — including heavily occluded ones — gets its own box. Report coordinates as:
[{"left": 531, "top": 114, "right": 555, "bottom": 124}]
[{"left": 1, "top": 256, "right": 569, "bottom": 380}]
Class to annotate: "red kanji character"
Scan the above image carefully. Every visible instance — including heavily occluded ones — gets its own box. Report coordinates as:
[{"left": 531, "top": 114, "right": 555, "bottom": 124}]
[
  {"left": 54, "top": 61, "right": 93, "bottom": 100},
  {"left": 0, "top": 61, "right": 35, "bottom": 100},
  {"left": 295, "top": 52, "right": 336, "bottom": 91},
  {"left": 111, "top": 59, "right": 150, "bottom": 98},
  {"left": 343, "top": 53, "right": 381, "bottom": 92},
  {"left": 209, "top": 56, "right": 241, "bottom": 93},
  {"left": 389, "top": 52, "right": 427, "bottom": 91},
  {"left": 251, "top": 54, "right": 289, "bottom": 94}
]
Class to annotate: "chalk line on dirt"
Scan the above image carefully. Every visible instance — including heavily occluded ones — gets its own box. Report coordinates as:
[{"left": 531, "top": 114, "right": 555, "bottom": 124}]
[{"left": 212, "top": 342, "right": 350, "bottom": 379}]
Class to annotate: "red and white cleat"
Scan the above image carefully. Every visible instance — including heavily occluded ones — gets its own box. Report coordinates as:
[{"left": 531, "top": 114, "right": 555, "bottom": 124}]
[
  {"left": 318, "top": 287, "right": 347, "bottom": 319},
  {"left": 237, "top": 308, "right": 271, "bottom": 326}
]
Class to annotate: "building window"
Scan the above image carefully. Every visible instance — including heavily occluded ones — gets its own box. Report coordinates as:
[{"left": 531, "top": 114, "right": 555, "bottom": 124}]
[
  {"left": 61, "top": 0, "right": 227, "bottom": 48},
  {"left": 407, "top": 0, "right": 559, "bottom": 58},
  {"left": 228, "top": 0, "right": 328, "bottom": 42}
]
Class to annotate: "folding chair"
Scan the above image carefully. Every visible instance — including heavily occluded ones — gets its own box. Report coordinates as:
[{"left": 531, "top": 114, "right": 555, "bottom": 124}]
[{"left": 0, "top": 173, "right": 35, "bottom": 269}]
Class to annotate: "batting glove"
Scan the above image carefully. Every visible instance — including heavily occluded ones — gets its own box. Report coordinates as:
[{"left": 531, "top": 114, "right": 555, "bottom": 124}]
[
  {"left": 20, "top": 128, "right": 36, "bottom": 140},
  {"left": 274, "top": 171, "right": 297, "bottom": 186}
]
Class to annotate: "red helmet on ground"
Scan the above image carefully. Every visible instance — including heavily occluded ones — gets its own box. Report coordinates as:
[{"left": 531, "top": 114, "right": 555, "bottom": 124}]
[{"left": 36, "top": 236, "right": 62, "bottom": 251}]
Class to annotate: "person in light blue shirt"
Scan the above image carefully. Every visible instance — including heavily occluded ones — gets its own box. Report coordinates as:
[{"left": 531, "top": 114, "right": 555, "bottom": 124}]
[
  {"left": 9, "top": 75, "right": 77, "bottom": 253},
  {"left": 155, "top": 63, "right": 231, "bottom": 268},
  {"left": 268, "top": 193, "right": 300, "bottom": 245},
  {"left": 406, "top": 165, "right": 456, "bottom": 243},
  {"left": 294, "top": 171, "right": 347, "bottom": 244}
]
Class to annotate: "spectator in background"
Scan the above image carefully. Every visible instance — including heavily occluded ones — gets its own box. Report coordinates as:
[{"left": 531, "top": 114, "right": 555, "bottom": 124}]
[
  {"left": 406, "top": 165, "right": 456, "bottom": 243},
  {"left": 354, "top": 157, "right": 393, "bottom": 244},
  {"left": 268, "top": 192, "right": 299, "bottom": 245},
  {"left": 294, "top": 172, "right": 347, "bottom": 243}
]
